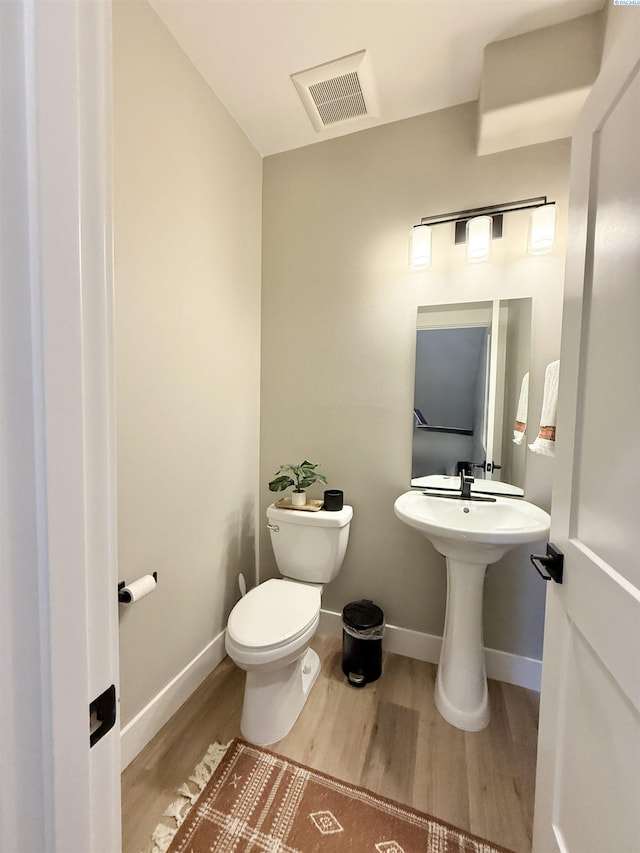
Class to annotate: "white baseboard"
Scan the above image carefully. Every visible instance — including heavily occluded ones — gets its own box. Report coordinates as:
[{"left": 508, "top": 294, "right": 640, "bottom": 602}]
[
  {"left": 318, "top": 609, "right": 541, "bottom": 692},
  {"left": 120, "top": 629, "right": 227, "bottom": 770},
  {"left": 121, "top": 610, "right": 541, "bottom": 770},
  {"left": 484, "top": 646, "right": 542, "bottom": 691}
]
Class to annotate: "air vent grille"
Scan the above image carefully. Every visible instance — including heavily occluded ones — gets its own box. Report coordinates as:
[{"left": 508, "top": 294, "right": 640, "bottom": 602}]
[
  {"left": 308, "top": 72, "right": 367, "bottom": 126},
  {"left": 291, "top": 50, "right": 380, "bottom": 133}
]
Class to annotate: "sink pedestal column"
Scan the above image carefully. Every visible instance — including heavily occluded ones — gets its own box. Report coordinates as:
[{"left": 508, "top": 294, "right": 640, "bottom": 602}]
[{"left": 434, "top": 558, "right": 490, "bottom": 731}]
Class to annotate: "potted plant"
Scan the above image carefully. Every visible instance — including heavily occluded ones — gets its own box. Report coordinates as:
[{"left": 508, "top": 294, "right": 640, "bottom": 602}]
[{"left": 268, "top": 460, "right": 327, "bottom": 507}]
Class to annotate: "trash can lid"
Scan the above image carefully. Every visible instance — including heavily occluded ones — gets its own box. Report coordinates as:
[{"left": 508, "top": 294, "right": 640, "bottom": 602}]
[{"left": 343, "top": 600, "right": 384, "bottom": 630}]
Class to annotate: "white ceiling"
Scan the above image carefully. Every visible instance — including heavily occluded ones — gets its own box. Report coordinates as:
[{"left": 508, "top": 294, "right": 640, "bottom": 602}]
[{"left": 149, "top": 0, "right": 603, "bottom": 156}]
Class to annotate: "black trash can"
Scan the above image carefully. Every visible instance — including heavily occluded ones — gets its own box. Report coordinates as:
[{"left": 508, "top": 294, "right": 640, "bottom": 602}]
[{"left": 342, "top": 600, "right": 384, "bottom": 687}]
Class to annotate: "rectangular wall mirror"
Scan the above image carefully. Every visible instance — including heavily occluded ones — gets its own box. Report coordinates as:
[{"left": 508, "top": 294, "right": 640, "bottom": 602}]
[{"left": 411, "top": 298, "right": 532, "bottom": 496}]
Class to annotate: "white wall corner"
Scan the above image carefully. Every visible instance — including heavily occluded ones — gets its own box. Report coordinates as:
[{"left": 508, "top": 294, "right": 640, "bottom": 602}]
[
  {"left": 319, "top": 609, "right": 541, "bottom": 692},
  {"left": 120, "top": 630, "right": 227, "bottom": 769}
]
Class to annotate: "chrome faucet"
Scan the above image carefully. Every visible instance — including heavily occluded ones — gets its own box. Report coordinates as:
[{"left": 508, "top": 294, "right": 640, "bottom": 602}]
[{"left": 460, "top": 470, "right": 475, "bottom": 499}]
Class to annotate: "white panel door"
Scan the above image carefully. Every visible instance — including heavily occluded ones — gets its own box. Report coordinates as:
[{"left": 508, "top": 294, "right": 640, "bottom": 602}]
[
  {"left": 533, "top": 22, "right": 640, "bottom": 853},
  {"left": 0, "top": 2, "right": 120, "bottom": 851}
]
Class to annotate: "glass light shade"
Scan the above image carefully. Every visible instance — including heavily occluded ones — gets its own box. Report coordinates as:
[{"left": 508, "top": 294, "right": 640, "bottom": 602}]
[
  {"left": 528, "top": 203, "right": 557, "bottom": 254},
  {"left": 409, "top": 224, "right": 432, "bottom": 268},
  {"left": 466, "top": 215, "right": 492, "bottom": 262}
]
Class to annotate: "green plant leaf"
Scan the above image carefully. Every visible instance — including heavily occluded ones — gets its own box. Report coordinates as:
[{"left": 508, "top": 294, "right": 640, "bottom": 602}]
[
  {"left": 268, "top": 475, "right": 294, "bottom": 491},
  {"left": 297, "top": 478, "right": 318, "bottom": 489},
  {"left": 269, "top": 460, "right": 327, "bottom": 491}
]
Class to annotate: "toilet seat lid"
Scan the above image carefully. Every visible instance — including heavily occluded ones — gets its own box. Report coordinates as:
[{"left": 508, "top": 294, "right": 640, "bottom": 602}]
[{"left": 227, "top": 578, "right": 320, "bottom": 650}]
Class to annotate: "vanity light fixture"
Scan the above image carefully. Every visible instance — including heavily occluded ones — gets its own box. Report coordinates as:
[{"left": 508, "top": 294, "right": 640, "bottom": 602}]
[
  {"left": 409, "top": 197, "right": 555, "bottom": 267},
  {"left": 528, "top": 203, "right": 557, "bottom": 255},
  {"left": 409, "top": 224, "right": 432, "bottom": 268},
  {"left": 466, "top": 215, "right": 492, "bottom": 263}
]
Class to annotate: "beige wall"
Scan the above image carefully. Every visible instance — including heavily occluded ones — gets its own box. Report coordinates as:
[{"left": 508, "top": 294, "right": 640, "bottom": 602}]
[
  {"left": 261, "top": 104, "right": 569, "bottom": 660},
  {"left": 113, "top": 0, "right": 262, "bottom": 727},
  {"left": 602, "top": 1, "right": 637, "bottom": 69}
]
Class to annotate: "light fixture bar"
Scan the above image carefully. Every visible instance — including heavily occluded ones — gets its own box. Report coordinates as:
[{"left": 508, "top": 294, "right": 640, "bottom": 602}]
[
  {"left": 419, "top": 196, "right": 549, "bottom": 228},
  {"left": 408, "top": 195, "right": 556, "bottom": 269}
]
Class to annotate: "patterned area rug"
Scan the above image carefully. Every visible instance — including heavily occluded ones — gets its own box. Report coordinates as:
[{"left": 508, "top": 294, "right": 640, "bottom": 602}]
[{"left": 152, "top": 738, "right": 512, "bottom": 853}]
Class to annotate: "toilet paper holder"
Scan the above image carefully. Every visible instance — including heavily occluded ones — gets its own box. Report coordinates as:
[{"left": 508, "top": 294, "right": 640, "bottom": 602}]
[{"left": 118, "top": 572, "right": 158, "bottom": 603}]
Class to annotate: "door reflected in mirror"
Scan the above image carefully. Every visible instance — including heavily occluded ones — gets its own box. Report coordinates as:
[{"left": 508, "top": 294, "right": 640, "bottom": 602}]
[{"left": 411, "top": 298, "right": 532, "bottom": 496}]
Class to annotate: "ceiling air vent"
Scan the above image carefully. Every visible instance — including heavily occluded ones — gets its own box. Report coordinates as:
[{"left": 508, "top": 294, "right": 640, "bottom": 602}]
[{"left": 291, "top": 50, "right": 380, "bottom": 132}]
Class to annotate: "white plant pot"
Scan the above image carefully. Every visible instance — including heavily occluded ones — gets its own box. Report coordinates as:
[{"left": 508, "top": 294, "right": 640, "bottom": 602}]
[{"left": 291, "top": 490, "right": 306, "bottom": 507}]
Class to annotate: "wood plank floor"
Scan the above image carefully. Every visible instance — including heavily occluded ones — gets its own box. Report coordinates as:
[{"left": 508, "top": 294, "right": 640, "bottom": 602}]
[{"left": 121, "top": 634, "right": 539, "bottom": 853}]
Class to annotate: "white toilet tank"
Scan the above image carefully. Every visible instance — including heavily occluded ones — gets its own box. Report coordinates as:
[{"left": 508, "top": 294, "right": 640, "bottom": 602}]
[{"left": 267, "top": 503, "right": 353, "bottom": 583}]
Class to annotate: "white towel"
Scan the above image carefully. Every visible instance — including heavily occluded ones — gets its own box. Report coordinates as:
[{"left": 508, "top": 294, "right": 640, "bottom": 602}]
[
  {"left": 513, "top": 372, "right": 529, "bottom": 445},
  {"left": 529, "top": 360, "right": 560, "bottom": 457}
]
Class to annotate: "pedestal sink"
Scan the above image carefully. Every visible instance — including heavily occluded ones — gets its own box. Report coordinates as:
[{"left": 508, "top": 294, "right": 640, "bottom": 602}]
[{"left": 394, "top": 489, "right": 550, "bottom": 731}]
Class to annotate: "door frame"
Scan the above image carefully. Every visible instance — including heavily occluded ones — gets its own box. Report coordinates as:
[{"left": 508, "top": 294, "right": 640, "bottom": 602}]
[
  {"left": 0, "top": 1, "right": 120, "bottom": 850},
  {"left": 533, "top": 18, "right": 640, "bottom": 853}
]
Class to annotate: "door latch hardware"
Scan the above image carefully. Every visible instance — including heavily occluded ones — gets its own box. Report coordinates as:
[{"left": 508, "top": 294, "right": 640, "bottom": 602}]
[
  {"left": 530, "top": 543, "right": 564, "bottom": 584},
  {"left": 89, "top": 684, "right": 117, "bottom": 748}
]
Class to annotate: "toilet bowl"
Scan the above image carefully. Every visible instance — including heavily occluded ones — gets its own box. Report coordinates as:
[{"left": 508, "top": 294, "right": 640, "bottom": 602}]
[
  {"left": 226, "top": 578, "right": 321, "bottom": 744},
  {"left": 225, "top": 503, "right": 353, "bottom": 745}
]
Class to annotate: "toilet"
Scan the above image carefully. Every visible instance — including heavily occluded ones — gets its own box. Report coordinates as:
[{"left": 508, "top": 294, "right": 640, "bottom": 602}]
[{"left": 225, "top": 502, "right": 353, "bottom": 745}]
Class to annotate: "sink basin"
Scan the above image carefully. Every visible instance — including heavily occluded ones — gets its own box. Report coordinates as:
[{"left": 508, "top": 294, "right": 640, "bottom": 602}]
[
  {"left": 394, "top": 489, "right": 550, "bottom": 563},
  {"left": 394, "top": 489, "right": 550, "bottom": 731}
]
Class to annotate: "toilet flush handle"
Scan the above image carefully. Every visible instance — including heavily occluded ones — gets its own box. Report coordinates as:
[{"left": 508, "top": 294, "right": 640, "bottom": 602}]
[{"left": 267, "top": 523, "right": 280, "bottom": 532}]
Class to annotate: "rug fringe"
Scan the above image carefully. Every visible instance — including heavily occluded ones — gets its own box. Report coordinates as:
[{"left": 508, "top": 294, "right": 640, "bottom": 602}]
[{"left": 149, "top": 741, "right": 230, "bottom": 853}]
